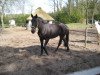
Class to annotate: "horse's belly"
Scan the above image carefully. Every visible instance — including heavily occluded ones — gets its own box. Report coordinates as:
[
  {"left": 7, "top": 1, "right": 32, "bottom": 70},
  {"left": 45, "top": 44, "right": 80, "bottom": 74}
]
[
  {"left": 38, "top": 28, "right": 60, "bottom": 39},
  {"left": 41, "top": 34, "right": 59, "bottom": 39}
]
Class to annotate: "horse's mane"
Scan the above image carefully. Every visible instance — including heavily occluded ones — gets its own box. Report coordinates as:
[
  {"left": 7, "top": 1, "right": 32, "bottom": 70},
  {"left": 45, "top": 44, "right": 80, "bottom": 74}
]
[{"left": 37, "top": 17, "right": 48, "bottom": 24}]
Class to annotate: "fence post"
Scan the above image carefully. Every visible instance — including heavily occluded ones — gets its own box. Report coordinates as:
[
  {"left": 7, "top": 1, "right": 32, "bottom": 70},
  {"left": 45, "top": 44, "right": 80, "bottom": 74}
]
[
  {"left": 97, "top": 33, "right": 100, "bottom": 45},
  {"left": 85, "top": 27, "right": 87, "bottom": 48}
]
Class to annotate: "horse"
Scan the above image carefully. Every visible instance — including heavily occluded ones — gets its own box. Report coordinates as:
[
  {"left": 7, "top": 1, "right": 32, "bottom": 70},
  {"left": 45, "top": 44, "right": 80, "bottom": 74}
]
[
  {"left": 31, "top": 14, "right": 70, "bottom": 55},
  {"left": 95, "top": 21, "right": 100, "bottom": 45}
]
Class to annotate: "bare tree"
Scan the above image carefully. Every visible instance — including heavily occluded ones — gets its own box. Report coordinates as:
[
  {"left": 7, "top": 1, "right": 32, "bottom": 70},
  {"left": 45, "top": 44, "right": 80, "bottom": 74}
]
[
  {"left": 49, "top": 0, "right": 56, "bottom": 12},
  {"left": 67, "top": 0, "right": 74, "bottom": 15},
  {"left": 0, "top": 0, "right": 8, "bottom": 28},
  {"left": 90, "top": 0, "right": 98, "bottom": 24},
  {"left": 78, "top": 0, "right": 99, "bottom": 24},
  {"left": 75, "top": 0, "right": 79, "bottom": 9},
  {"left": 15, "top": 0, "right": 26, "bottom": 14},
  {"left": 80, "top": 0, "right": 90, "bottom": 24},
  {"left": 59, "top": 0, "right": 63, "bottom": 10},
  {"left": 0, "top": 0, "right": 19, "bottom": 28},
  {"left": 97, "top": 0, "right": 100, "bottom": 13},
  {"left": 49, "top": 0, "right": 64, "bottom": 12},
  {"left": 27, "top": 0, "right": 34, "bottom": 14}
]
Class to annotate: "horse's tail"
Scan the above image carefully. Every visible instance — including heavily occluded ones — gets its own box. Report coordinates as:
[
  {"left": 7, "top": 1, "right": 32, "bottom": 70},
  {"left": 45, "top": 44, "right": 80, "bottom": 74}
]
[{"left": 62, "top": 30, "right": 69, "bottom": 50}]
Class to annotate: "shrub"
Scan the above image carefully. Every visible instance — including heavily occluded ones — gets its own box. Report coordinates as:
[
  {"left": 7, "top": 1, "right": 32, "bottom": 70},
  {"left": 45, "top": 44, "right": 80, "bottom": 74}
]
[
  {"left": 50, "top": 8, "right": 83, "bottom": 23},
  {"left": 94, "top": 14, "right": 100, "bottom": 21},
  {"left": 0, "top": 14, "right": 30, "bottom": 27}
]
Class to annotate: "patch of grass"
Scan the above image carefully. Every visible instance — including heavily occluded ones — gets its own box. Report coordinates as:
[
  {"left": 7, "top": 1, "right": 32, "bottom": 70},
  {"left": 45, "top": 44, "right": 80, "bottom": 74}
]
[
  {"left": 0, "top": 24, "right": 10, "bottom": 28},
  {"left": 4, "top": 24, "right": 10, "bottom": 28},
  {"left": 67, "top": 23, "right": 90, "bottom": 30}
]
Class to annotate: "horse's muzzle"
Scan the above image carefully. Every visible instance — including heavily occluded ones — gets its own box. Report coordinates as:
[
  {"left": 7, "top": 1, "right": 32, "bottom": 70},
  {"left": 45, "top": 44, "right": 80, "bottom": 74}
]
[{"left": 31, "top": 28, "right": 36, "bottom": 34}]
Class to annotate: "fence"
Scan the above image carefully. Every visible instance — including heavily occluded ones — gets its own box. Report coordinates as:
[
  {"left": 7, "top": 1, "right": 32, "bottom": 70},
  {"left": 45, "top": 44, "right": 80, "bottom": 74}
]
[
  {"left": 69, "top": 25, "right": 99, "bottom": 49},
  {"left": 0, "top": 23, "right": 99, "bottom": 50},
  {"left": 0, "top": 23, "right": 26, "bottom": 28}
]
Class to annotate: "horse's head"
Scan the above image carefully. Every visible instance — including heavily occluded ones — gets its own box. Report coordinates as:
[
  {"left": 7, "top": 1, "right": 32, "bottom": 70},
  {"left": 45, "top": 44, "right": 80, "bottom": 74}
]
[{"left": 31, "top": 14, "right": 38, "bottom": 34}]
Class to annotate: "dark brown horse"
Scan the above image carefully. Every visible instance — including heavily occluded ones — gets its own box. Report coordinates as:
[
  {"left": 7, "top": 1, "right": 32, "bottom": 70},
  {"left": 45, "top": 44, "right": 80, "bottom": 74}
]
[{"left": 31, "top": 14, "right": 69, "bottom": 55}]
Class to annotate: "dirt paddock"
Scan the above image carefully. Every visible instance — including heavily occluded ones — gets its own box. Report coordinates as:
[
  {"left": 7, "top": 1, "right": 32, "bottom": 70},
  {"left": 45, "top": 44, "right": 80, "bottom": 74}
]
[{"left": 0, "top": 27, "right": 100, "bottom": 75}]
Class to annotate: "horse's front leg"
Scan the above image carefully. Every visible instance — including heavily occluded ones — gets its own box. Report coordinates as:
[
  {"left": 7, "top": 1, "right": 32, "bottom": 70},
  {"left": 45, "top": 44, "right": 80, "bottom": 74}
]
[
  {"left": 40, "top": 38, "right": 44, "bottom": 55},
  {"left": 43, "top": 39, "right": 49, "bottom": 55}
]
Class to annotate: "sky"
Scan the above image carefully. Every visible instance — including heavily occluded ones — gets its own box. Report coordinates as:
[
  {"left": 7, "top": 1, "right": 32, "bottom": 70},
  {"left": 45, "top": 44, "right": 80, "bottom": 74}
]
[
  {"left": 25, "top": 0, "right": 67, "bottom": 14},
  {"left": 32, "top": 0, "right": 52, "bottom": 13},
  {"left": 11, "top": 0, "right": 67, "bottom": 14}
]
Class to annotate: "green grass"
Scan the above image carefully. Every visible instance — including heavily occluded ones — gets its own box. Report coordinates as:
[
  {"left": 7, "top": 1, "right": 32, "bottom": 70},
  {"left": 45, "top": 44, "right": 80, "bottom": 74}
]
[
  {"left": 67, "top": 23, "right": 90, "bottom": 30},
  {"left": 0, "top": 24, "right": 9, "bottom": 28},
  {"left": 1, "top": 23, "right": 91, "bottom": 29}
]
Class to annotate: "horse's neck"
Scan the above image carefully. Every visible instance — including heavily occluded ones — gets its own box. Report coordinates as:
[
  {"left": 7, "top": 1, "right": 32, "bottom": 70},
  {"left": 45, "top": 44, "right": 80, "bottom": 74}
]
[{"left": 37, "top": 21, "right": 44, "bottom": 30}]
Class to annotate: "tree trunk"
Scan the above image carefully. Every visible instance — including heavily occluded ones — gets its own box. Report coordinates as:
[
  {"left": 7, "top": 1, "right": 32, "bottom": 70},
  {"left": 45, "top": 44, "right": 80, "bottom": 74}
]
[
  {"left": 86, "top": 9, "right": 88, "bottom": 25},
  {"left": 91, "top": 0, "right": 98, "bottom": 25},
  {"left": 68, "top": 0, "right": 71, "bottom": 15},
  {"left": 68, "top": 0, "right": 74, "bottom": 15},
  {"left": 59, "top": 0, "right": 63, "bottom": 10},
  {"left": 54, "top": 0, "right": 56, "bottom": 12},
  {"left": 22, "top": 0, "right": 25, "bottom": 15},
  {"left": 76, "top": 0, "right": 79, "bottom": 9},
  {"left": 86, "top": 0, "right": 89, "bottom": 25},
  {"left": 91, "top": 11, "right": 94, "bottom": 25},
  {"left": 57, "top": 0, "right": 59, "bottom": 11},
  {"left": 1, "top": 14, "right": 4, "bottom": 28},
  {"left": 1, "top": 6, "right": 4, "bottom": 28}
]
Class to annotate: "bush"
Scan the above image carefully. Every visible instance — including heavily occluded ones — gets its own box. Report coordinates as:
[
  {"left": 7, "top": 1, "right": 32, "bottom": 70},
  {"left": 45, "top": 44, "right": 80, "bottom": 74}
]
[
  {"left": 55, "top": 11, "right": 70, "bottom": 23},
  {"left": 51, "top": 11, "right": 70, "bottom": 24},
  {"left": 50, "top": 8, "right": 83, "bottom": 23},
  {"left": 94, "top": 14, "right": 100, "bottom": 21},
  {"left": 14, "top": 14, "right": 29, "bottom": 26},
  {"left": 0, "top": 14, "right": 30, "bottom": 27}
]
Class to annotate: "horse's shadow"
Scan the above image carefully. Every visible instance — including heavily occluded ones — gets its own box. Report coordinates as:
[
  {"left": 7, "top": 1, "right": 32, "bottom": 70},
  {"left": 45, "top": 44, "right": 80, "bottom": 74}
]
[
  {"left": 0, "top": 45, "right": 100, "bottom": 75},
  {"left": 16, "top": 45, "right": 67, "bottom": 56}
]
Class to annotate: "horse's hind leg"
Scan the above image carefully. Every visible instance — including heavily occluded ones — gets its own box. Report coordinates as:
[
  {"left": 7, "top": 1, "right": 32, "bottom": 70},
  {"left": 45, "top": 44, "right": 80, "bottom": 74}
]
[
  {"left": 63, "top": 29, "right": 70, "bottom": 51},
  {"left": 63, "top": 37, "right": 69, "bottom": 51},
  {"left": 54, "top": 36, "right": 63, "bottom": 52}
]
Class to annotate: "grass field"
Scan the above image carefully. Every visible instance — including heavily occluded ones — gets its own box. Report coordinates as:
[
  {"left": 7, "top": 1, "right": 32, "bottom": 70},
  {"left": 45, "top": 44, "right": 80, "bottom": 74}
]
[
  {"left": 0, "top": 23, "right": 92, "bottom": 30},
  {"left": 67, "top": 23, "right": 91, "bottom": 30}
]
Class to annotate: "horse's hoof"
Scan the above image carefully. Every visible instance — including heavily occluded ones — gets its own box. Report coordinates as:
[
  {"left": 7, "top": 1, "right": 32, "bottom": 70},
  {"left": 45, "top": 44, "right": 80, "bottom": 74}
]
[
  {"left": 46, "top": 53, "right": 49, "bottom": 55},
  {"left": 67, "top": 49, "right": 70, "bottom": 51},
  {"left": 39, "top": 53, "right": 49, "bottom": 56},
  {"left": 39, "top": 53, "right": 43, "bottom": 56},
  {"left": 54, "top": 50, "right": 57, "bottom": 53},
  {"left": 66, "top": 49, "right": 70, "bottom": 52}
]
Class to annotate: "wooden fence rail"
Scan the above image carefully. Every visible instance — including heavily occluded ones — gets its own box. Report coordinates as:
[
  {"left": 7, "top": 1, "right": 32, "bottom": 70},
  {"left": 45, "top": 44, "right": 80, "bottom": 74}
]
[{"left": 70, "top": 27, "right": 99, "bottom": 48}]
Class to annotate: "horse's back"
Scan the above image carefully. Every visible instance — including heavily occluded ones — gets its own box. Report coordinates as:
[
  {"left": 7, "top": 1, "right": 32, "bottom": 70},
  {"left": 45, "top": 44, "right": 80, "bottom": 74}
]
[
  {"left": 38, "top": 23, "right": 69, "bottom": 39},
  {"left": 44, "top": 23, "right": 69, "bottom": 34},
  {"left": 38, "top": 24, "right": 60, "bottom": 39},
  {"left": 42, "top": 24, "right": 60, "bottom": 34}
]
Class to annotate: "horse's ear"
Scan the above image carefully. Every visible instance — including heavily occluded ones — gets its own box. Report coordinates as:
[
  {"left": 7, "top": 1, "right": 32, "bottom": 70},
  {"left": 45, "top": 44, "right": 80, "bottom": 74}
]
[
  {"left": 31, "top": 14, "right": 34, "bottom": 18},
  {"left": 35, "top": 14, "right": 38, "bottom": 18}
]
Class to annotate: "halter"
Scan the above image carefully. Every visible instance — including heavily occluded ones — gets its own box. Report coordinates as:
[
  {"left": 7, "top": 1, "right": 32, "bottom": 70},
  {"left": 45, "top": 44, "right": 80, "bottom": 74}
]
[
  {"left": 31, "top": 26, "right": 36, "bottom": 29},
  {"left": 31, "top": 17, "right": 42, "bottom": 29}
]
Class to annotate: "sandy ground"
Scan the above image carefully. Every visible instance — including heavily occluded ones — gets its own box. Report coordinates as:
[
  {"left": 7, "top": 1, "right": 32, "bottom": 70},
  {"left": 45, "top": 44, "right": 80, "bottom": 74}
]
[{"left": 0, "top": 27, "right": 100, "bottom": 75}]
